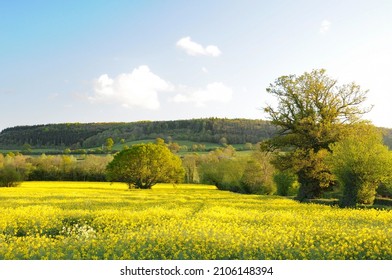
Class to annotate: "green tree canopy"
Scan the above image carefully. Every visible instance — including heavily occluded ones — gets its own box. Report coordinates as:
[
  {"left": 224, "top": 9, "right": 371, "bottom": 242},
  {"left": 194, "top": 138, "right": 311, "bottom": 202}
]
[
  {"left": 263, "top": 69, "right": 371, "bottom": 200},
  {"left": 106, "top": 143, "right": 184, "bottom": 189},
  {"left": 22, "top": 143, "right": 32, "bottom": 154},
  {"left": 0, "top": 166, "right": 22, "bottom": 187},
  {"left": 240, "top": 151, "right": 276, "bottom": 194},
  {"left": 328, "top": 123, "right": 392, "bottom": 207},
  {"left": 105, "top": 137, "right": 114, "bottom": 152}
]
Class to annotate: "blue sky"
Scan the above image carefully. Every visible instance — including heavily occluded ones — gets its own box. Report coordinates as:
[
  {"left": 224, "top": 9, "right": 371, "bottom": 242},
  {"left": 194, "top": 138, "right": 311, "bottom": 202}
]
[{"left": 1, "top": 0, "right": 391, "bottom": 131}]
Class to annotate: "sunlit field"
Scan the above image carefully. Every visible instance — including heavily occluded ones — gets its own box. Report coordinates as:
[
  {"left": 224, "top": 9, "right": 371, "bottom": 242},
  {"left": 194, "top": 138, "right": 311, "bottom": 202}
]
[{"left": 0, "top": 182, "right": 391, "bottom": 260}]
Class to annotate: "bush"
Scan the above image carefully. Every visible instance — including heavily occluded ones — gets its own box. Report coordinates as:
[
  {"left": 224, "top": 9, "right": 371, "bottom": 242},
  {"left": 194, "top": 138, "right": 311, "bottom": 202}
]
[
  {"left": 0, "top": 166, "right": 22, "bottom": 187},
  {"left": 274, "top": 171, "right": 299, "bottom": 196},
  {"left": 373, "top": 197, "right": 392, "bottom": 207},
  {"left": 377, "top": 181, "right": 392, "bottom": 198},
  {"left": 328, "top": 123, "right": 392, "bottom": 207},
  {"left": 357, "top": 182, "right": 378, "bottom": 205},
  {"left": 199, "top": 150, "right": 276, "bottom": 195},
  {"left": 199, "top": 158, "right": 244, "bottom": 192},
  {"left": 240, "top": 159, "right": 276, "bottom": 194}
]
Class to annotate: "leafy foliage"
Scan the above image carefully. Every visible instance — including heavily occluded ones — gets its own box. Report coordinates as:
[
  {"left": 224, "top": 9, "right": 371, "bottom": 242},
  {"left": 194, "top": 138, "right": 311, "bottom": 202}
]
[
  {"left": 0, "top": 153, "right": 113, "bottom": 182},
  {"left": 0, "top": 118, "right": 276, "bottom": 149},
  {"left": 377, "top": 181, "right": 392, "bottom": 198},
  {"left": 29, "top": 154, "right": 112, "bottom": 181},
  {"left": 104, "top": 137, "right": 114, "bottom": 152},
  {"left": 106, "top": 143, "right": 184, "bottom": 189},
  {"left": 263, "top": 69, "right": 371, "bottom": 200},
  {"left": 199, "top": 147, "right": 275, "bottom": 194},
  {"left": 200, "top": 157, "right": 245, "bottom": 192},
  {"left": 198, "top": 146, "right": 243, "bottom": 191},
  {"left": 274, "top": 170, "right": 299, "bottom": 196},
  {"left": 182, "top": 153, "right": 200, "bottom": 183},
  {"left": 328, "top": 123, "right": 392, "bottom": 207},
  {"left": 240, "top": 151, "right": 276, "bottom": 194},
  {"left": 0, "top": 166, "right": 22, "bottom": 187}
]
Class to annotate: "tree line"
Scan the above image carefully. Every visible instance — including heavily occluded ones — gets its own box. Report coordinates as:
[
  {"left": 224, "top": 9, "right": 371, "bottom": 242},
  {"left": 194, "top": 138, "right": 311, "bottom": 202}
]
[
  {"left": 0, "top": 118, "right": 277, "bottom": 150},
  {"left": 1, "top": 137, "right": 392, "bottom": 207},
  {"left": 0, "top": 144, "right": 278, "bottom": 195},
  {"left": 0, "top": 153, "right": 112, "bottom": 183},
  {"left": 2, "top": 117, "right": 391, "bottom": 152}
]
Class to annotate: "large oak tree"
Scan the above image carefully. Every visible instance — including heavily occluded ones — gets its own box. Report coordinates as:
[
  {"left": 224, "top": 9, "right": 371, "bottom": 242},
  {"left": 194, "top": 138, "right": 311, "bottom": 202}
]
[{"left": 263, "top": 69, "right": 371, "bottom": 200}]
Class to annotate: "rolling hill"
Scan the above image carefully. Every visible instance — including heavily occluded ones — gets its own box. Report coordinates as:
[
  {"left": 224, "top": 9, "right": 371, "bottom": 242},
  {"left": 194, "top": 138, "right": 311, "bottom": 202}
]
[
  {"left": 1, "top": 118, "right": 391, "bottom": 152},
  {"left": 0, "top": 118, "right": 276, "bottom": 150}
]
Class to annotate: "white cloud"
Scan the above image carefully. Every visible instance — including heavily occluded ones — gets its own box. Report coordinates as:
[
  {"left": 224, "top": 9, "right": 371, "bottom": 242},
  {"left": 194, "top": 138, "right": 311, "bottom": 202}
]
[
  {"left": 172, "top": 82, "right": 233, "bottom": 106},
  {"left": 176, "top": 36, "right": 222, "bottom": 57},
  {"left": 320, "top": 20, "right": 331, "bottom": 34},
  {"left": 90, "top": 65, "right": 173, "bottom": 110}
]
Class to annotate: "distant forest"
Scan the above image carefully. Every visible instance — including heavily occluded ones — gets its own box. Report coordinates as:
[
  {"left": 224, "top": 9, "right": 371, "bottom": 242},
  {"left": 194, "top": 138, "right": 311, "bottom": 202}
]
[
  {"left": 1, "top": 118, "right": 391, "bottom": 150},
  {"left": 0, "top": 118, "right": 277, "bottom": 149}
]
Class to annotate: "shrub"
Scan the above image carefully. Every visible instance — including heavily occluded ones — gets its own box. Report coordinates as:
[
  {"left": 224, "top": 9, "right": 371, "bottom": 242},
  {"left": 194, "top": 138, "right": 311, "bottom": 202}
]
[
  {"left": 274, "top": 171, "right": 299, "bottom": 196},
  {"left": 377, "top": 181, "right": 392, "bottom": 198},
  {"left": 0, "top": 166, "right": 22, "bottom": 187},
  {"left": 199, "top": 158, "right": 244, "bottom": 192},
  {"left": 328, "top": 123, "right": 392, "bottom": 207},
  {"left": 373, "top": 197, "right": 392, "bottom": 207},
  {"left": 240, "top": 159, "right": 276, "bottom": 194},
  {"left": 199, "top": 150, "right": 276, "bottom": 194}
]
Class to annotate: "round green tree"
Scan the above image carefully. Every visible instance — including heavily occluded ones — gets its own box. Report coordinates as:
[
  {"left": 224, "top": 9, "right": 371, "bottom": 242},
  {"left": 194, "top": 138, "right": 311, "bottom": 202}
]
[
  {"left": 106, "top": 143, "right": 185, "bottom": 189},
  {"left": 328, "top": 123, "right": 392, "bottom": 207},
  {"left": 104, "top": 137, "right": 114, "bottom": 153},
  {"left": 0, "top": 166, "right": 22, "bottom": 187}
]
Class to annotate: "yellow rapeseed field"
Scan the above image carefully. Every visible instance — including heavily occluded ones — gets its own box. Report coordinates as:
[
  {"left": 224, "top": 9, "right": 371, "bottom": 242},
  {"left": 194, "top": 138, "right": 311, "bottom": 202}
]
[{"left": 0, "top": 181, "right": 391, "bottom": 260}]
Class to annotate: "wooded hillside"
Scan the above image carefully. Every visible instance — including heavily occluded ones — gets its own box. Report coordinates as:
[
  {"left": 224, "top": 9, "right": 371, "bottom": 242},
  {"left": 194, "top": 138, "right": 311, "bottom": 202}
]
[
  {"left": 1, "top": 118, "right": 391, "bottom": 150},
  {"left": 0, "top": 118, "right": 276, "bottom": 149}
]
